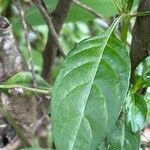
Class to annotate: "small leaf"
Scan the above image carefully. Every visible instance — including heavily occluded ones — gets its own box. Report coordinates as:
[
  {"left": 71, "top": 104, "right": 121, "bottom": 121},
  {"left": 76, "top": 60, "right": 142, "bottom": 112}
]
[
  {"left": 51, "top": 16, "right": 130, "bottom": 150},
  {"left": 126, "top": 93, "right": 147, "bottom": 132}
]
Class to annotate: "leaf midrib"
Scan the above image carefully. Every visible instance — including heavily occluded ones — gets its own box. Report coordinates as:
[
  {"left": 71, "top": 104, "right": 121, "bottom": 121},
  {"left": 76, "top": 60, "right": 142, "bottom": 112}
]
[
  {"left": 69, "top": 16, "right": 124, "bottom": 149},
  {"left": 70, "top": 30, "right": 115, "bottom": 150}
]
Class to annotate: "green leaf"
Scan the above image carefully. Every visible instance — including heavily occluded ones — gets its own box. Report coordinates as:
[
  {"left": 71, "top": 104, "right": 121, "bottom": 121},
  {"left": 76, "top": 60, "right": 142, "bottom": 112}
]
[
  {"left": 0, "top": 0, "right": 10, "bottom": 14},
  {"left": 51, "top": 16, "right": 130, "bottom": 150},
  {"left": 107, "top": 121, "right": 140, "bottom": 150},
  {"left": 126, "top": 93, "right": 147, "bottom": 132},
  {"left": 0, "top": 72, "right": 51, "bottom": 95},
  {"left": 67, "top": 0, "right": 118, "bottom": 22}
]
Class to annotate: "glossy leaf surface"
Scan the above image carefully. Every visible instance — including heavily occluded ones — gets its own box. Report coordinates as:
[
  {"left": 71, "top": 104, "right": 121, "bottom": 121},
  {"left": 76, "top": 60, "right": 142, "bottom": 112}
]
[{"left": 51, "top": 17, "right": 130, "bottom": 150}]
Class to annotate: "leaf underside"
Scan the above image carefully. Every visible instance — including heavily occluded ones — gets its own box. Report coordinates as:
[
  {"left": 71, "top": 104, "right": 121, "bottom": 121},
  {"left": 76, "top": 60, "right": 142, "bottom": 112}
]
[{"left": 51, "top": 30, "right": 130, "bottom": 150}]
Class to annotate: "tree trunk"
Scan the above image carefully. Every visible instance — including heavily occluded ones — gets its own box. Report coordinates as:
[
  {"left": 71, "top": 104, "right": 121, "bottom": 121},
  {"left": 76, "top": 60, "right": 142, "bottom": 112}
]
[
  {"left": 0, "top": 17, "right": 36, "bottom": 149},
  {"left": 130, "top": 0, "right": 150, "bottom": 82},
  {"left": 41, "top": 0, "right": 73, "bottom": 82}
]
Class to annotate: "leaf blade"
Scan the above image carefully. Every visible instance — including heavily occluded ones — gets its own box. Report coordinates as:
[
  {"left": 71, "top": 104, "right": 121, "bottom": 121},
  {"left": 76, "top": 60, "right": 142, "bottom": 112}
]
[{"left": 51, "top": 17, "right": 130, "bottom": 150}]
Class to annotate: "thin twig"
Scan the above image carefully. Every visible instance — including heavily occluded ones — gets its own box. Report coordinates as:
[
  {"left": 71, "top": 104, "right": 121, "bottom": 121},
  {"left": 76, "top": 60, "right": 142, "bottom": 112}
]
[
  {"left": 73, "top": 0, "right": 108, "bottom": 26},
  {"left": 131, "top": 11, "right": 150, "bottom": 17},
  {"left": 33, "top": 0, "right": 66, "bottom": 56},
  {"left": 0, "top": 84, "right": 50, "bottom": 95},
  {"left": 33, "top": 115, "right": 50, "bottom": 135},
  {"left": 141, "top": 132, "right": 150, "bottom": 143},
  {"left": 13, "top": 0, "right": 37, "bottom": 88}
]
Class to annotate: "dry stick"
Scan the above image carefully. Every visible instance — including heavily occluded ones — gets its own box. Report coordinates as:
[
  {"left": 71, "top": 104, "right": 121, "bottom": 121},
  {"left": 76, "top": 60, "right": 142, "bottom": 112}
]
[
  {"left": 13, "top": 0, "right": 37, "bottom": 88},
  {"left": 73, "top": 0, "right": 109, "bottom": 27},
  {"left": 33, "top": 0, "right": 66, "bottom": 57},
  {"left": 141, "top": 132, "right": 150, "bottom": 148},
  {"left": 33, "top": 115, "right": 50, "bottom": 135},
  {"left": 141, "top": 132, "right": 150, "bottom": 143}
]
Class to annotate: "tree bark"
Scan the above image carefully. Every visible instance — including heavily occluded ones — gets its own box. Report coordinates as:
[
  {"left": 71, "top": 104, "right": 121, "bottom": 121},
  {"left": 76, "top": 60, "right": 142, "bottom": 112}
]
[
  {"left": 0, "top": 17, "right": 36, "bottom": 149},
  {"left": 41, "top": 0, "right": 73, "bottom": 82},
  {"left": 130, "top": 0, "right": 150, "bottom": 82}
]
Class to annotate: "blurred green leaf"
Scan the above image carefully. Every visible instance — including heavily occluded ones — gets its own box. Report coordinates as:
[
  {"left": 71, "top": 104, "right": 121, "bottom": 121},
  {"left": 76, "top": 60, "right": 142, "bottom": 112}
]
[
  {"left": 12, "top": 0, "right": 118, "bottom": 30},
  {"left": 2, "top": 72, "right": 50, "bottom": 90},
  {"left": 12, "top": 0, "right": 140, "bottom": 33},
  {"left": 20, "top": 44, "right": 43, "bottom": 72},
  {"left": 67, "top": 0, "right": 118, "bottom": 22},
  {"left": 26, "top": 0, "right": 57, "bottom": 25},
  {"left": 0, "top": 0, "right": 10, "bottom": 14},
  {"left": 0, "top": 72, "right": 51, "bottom": 95}
]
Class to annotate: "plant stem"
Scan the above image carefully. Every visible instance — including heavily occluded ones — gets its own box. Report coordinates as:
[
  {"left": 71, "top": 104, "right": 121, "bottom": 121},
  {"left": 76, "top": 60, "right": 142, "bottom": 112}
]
[
  {"left": 0, "top": 84, "right": 50, "bottom": 95},
  {"left": 131, "top": 11, "right": 150, "bottom": 17},
  {"left": 121, "top": 15, "right": 131, "bottom": 43},
  {"left": 13, "top": 0, "right": 37, "bottom": 88},
  {"left": 127, "top": 0, "right": 134, "bottom": 12}
]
